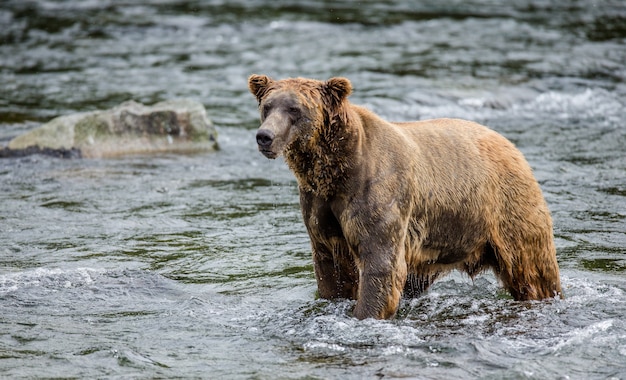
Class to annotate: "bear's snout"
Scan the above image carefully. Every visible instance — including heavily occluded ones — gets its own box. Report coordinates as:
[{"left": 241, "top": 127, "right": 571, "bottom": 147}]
[
  {"left": 256, "top": 128, "right": 274, "bottom": 147},
  {"left": 256, "top": 128, "right": 276, "bottom": 158}
]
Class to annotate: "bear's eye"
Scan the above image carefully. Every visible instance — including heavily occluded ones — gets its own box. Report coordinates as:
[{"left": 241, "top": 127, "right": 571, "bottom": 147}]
[
  {"left": 287, "top": 106, "right": 301, "bottom": 118},
  {"left": 262, "top": 104, "right": 272, "bottom": 118}
]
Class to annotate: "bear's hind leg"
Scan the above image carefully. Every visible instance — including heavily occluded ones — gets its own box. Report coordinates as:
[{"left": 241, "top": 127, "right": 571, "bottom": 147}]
[
  {"left": 403, "top": 272, "right": 441, "bottom": 298},
  {"left": 491, "top": 234, "right": 563, "bottom": 301}
]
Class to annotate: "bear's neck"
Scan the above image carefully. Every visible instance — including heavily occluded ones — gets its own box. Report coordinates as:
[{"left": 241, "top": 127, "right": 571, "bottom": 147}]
[{"left": 284, "top": 104, "right": 362, "bottom": 199}]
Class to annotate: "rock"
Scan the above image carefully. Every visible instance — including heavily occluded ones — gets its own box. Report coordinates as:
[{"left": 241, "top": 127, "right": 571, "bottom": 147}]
[
  {"left": 6, "top": 99, "right": 218, "bottom": 158},
  {"left": 0, "top": 146, "right": 81, "bottom": 159}
]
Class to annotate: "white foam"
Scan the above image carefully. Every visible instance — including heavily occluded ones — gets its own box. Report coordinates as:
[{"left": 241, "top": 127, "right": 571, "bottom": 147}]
[
  {"left": 513, "top": 88, "right": 623, "bottom": 121},
  {"left": 552, "top": 319, "right": 614, "bottom": 354},
  {"left": 302, "top": 341, "right": 346, "bottom": 353},
  {"left": 0, "top": 267, "right": 104, "bottom": 295},
  {"left": 409, "top": 87, "right": 623, "bottom": 125}
]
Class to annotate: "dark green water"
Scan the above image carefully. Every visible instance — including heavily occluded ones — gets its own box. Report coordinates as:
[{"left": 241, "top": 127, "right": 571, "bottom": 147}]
[{"left": 1, "top": 1, "right": 625, "bottom": 378}]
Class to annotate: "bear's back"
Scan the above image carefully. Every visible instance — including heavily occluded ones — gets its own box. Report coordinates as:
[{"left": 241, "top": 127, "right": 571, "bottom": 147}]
[{"left": 390, "top": 117, "right": 525, "bottom": 179}]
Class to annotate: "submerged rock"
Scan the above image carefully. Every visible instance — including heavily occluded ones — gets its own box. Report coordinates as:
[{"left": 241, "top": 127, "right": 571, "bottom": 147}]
[{"left": 5, "top": 99, "right": 218, "bottom": 158}]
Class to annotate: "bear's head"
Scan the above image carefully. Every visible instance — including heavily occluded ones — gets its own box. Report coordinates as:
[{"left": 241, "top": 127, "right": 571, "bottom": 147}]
[{"left": 248, "top": 75, "right": 352, "bottom": 159}]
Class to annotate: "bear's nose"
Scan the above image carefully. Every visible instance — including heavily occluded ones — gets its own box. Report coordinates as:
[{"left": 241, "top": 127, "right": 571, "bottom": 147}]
[{"left": 256, "top": 129, "right": 274, "bottom": 148}]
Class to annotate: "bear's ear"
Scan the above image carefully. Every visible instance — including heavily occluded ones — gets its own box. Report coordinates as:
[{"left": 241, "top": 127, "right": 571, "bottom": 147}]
[
  {"left": 323, "top": 77, "right": 352, "bottom": 108},
  {"left": 248, "top": 74, "right": 273, "bottom": 102}
]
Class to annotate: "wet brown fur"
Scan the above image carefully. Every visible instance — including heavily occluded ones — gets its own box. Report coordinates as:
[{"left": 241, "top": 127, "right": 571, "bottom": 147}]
[{"left": 249, "top": 75, "right": 563, "bottom": 320}]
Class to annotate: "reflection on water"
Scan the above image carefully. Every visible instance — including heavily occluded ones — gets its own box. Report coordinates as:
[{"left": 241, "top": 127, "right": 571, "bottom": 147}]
[{"left": 1, "top": 0, "right": 625, "bottom": 378}]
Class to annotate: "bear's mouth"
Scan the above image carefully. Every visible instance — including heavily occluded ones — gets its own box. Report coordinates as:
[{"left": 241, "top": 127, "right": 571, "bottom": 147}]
[{"left": 259, "top": 148, "right": 277, "bottom": 159}]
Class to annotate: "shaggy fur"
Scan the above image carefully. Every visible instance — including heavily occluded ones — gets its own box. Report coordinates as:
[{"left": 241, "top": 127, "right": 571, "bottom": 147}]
[{"left": 249, "top": 75, "right": 563, "bottom": 320}]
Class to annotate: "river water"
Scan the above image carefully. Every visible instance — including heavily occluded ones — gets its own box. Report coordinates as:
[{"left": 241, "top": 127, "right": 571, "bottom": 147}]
[{"left": 1, "top": 1, "right": 625, "bottom": 378}]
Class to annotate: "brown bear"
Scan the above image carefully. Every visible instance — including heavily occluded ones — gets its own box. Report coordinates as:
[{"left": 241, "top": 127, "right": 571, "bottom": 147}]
[{"left": 248, "top": 74, "right": 563, "bottom": 320}]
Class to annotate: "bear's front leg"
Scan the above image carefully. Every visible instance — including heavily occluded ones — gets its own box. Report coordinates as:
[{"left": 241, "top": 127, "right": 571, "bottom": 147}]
[
  {"left": 301, "top": 193, "right": 359, "bottom": 300},
  {"left": 353, "top": 246, "right": 408, "bottom": 320},
  {"left": 312, "top": 242, "right": 359, "bottom": 300}
]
